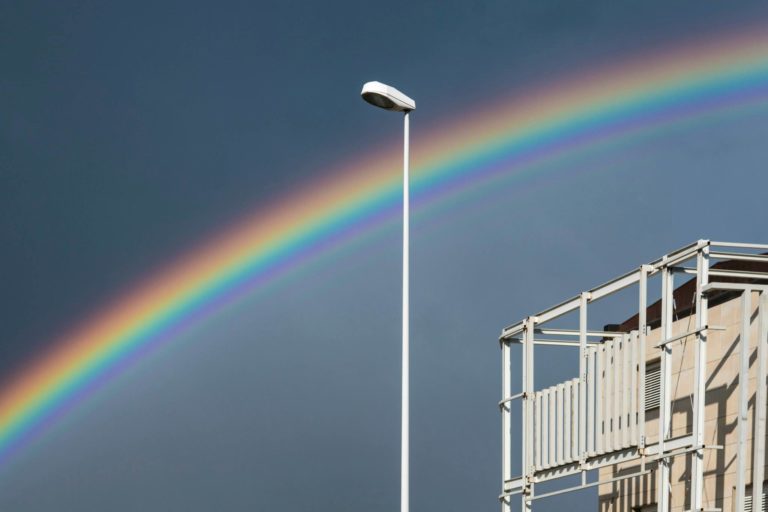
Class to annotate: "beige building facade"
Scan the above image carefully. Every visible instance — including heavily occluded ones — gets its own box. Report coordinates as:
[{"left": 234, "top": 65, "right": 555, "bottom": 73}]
[{"left": 598, "top": 284, "right": 767, "bottom": 511}]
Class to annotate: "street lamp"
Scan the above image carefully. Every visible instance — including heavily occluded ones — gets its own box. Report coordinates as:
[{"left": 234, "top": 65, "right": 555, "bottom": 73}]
[{"left": 361, "top": 80, "right": 415, "bottom": 512}]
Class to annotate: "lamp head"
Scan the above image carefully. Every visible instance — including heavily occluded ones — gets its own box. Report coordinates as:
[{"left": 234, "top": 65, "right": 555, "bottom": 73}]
[{"left": 361, "top": 81, "right": 415, "bottom": 112}]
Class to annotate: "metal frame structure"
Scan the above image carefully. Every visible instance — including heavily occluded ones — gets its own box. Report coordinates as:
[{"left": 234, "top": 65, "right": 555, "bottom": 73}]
[{"left": 498, "top": 240, "right": 768, "bottom": 512}]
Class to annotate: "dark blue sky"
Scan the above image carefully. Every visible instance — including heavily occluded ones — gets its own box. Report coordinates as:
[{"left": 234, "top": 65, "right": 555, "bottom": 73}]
[{"left": 1, "top": 2, "right": 768, "bottom": 511}]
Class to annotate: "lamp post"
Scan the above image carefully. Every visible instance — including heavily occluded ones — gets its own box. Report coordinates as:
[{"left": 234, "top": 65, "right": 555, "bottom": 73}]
[{"left": 361, "top": 81, "right": 416, "bottom": 512}]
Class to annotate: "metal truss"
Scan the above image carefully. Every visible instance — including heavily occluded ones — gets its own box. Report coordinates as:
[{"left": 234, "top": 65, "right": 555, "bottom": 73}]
[{"left": 499, "top": 240, "right": 768, "bottom": 512}]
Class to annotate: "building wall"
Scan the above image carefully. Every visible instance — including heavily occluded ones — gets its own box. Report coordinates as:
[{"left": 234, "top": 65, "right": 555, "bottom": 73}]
[{"left": 597, "top": 291, "right": 767, "bottom": 512}]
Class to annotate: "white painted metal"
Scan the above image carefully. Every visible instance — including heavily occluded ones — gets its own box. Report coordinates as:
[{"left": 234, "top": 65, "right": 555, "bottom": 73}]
[
  {"left": 703, "top": 282, "right": 768, "bottom": 294},
  {"left": 572, "top": 379, "right": 580, "bottom": 461},
  {"left": 401, "top": 110, "right": 410, "bottom": 512},
  {"left": 691, "top": 241, "right": 709, "bottom": 511},
  {"left": 753, "top": 292, "right": 767, "bottom": 512},
  {"left": 564, "top": 380, "right": 572, "bottom": 463},
  {"left": 498, "top": 242, "right": 768, "bottom": 510},
  {"left": 596, "top": 343, "right": 604, "bottom": 455},
  {"left": 549, "top": 386, "right": 556, "bottom": 467},
  {"left": 541, "top": 390, "right": 549, "bottom": 470},
  {"left": 501, "top": 338, "right": 512, "bottom": 512},
  {"left": 578, "top": 292, "right": 588, "bottom": 474},
  {"left": 574, "top": 379, "right": 581, "bottom": 473},
  {"left": 537, "top": 328, "right": 624, "bottom": 338},
  {"left": 557, "top": 384, "right": 565, "bottom": 464},
  {"left": 613, "top": 337, "right": 621, "bottom": 450},
  {"left": 630, "top": 331, "right": 638, "bottom": 445},
  {"left": 587, "top": 348, "right": 596, "bottom": 455},
  {"left": 735, "top": 291, "right": 752, "bottom": 512},
  {"left": 589, "top": 270, "right": 641, "bottom": 302},
  {"left": 639, "top": 265, "right": 649, "bottom": 450},
  {"left": 363, "top": 84, "right": 415, "bottom": 512},
  {"left": 710, "top": 251, "right": 768, "bottom": 263},
  {"left": 712, "top": 240, "right": 768, "bottom": 250},
  {"left": 535, "top": 392, "right": 542, "bottom": 470},
  {"left": 649, "top": 241, "right": 700, "bottom": 270},
  {"left": 524, "top": 317, "right": 535, "bottom": 511},
  {"left": 622, "top": 334, "right": 631, "bottom": 449},
  {"left": 653, "top": 324, "right": 722, "bottom": 348},
  {"left": 657, "top": 266, "right": 673, "bottom": 512},
  {"left": 605, "top": 339, "right": 613, "bottom": 454}
]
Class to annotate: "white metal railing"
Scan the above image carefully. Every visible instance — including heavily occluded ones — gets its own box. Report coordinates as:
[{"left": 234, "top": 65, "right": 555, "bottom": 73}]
[
  {"left": 532, "top": 331, "right": 642, "bottom": 471},
  {"left": 500, "top": 241, "right": 768, "bottom": 512}
]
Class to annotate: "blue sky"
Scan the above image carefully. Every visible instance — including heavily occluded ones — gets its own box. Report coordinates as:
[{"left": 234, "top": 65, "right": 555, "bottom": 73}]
[{"left": 1, "top": 2, "right": 767, "bottom": 510}]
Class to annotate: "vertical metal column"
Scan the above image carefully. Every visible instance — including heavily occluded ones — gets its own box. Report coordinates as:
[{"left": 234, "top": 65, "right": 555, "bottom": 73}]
[
  {"left": 579, "top": 292, "right": 588, "bottom": 483},
  {"left": 613, "top": 337, "right": 621, "bottom": 450},
  {"left": 605, "top": 340, "right": 614, "bottom": 454},
  {"left": 523, "top": 317, "right": 535, "bottom": 512},
  {"left": 596, "top": 342, "right": 604, "bottom": 455},
  {"left": 622, "top": 333, "right": 631, "bottom": 448},
  {"left": 587, "top": 347, "right": 596, "bottom": 456},
  {"left": 501, "top": 337, "right": 512, "bottom": 512},
  {"left": 691, "top": 242, "right": 709, "bottom": 511},
  {"left": 735, "top": 291, "right": 752, "bottom": 512},
  {"left": 657, "top": 265, "right": 674, "bottom": 512},
  {"left": 753, "top": 292, "right": 768, "bottom": 512},
  {"left": 639, "top": 265, "right": 649, "bottom": 455},
  {"left": 630, "top": 330, "right": 639, "bottom": 445},
  {"left": 564, "top": 380, "right": 572, "bottom": 463}
]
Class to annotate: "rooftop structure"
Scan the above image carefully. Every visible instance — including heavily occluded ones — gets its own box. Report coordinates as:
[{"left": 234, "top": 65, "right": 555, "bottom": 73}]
[{"left": 499, "top": 240, "right": 768, "bottom": 512}]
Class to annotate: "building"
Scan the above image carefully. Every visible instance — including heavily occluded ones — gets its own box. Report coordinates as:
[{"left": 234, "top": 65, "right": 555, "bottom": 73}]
[{"left": 499, "top": 241, "right": 768, "bottom": 512}]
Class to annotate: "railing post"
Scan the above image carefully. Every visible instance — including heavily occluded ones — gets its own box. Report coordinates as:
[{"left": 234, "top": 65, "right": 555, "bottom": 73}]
[
  {"left": 735, "top": 290, "right": 751, "bottom": 512},
  {"left": 657, "top": 262, "right": 673, "bottom": 512},
  {"left": 753, "top": 291, "right": 768, "bottom": 512},
  {"left": 579, "top": 292, "right": 588, "bottom": 484},
  {"left": 522, "top": 316, "right": 536, "bottom": 511},
  {"left": 501, "top": 335, "right": 512, "bottom": 512},
  {"left": 638, "top": 265, "right": 649, "bottom": 456},
  {"left": 691, "top": 241, "right": 709, "bottom": 511}
]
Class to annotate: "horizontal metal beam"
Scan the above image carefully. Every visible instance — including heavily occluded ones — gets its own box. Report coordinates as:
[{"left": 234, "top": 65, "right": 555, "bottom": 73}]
[
  {"left": 671, "top": 267, "right": 768, "bottom": 281},
  {"left": 711, "top": 240, "right": 768, "bottom": 250},
  {"left": 528, "top": 468, "right": 653, "bottom": 501},
  {"left": 529, "top": 339, "right": 600, "bottom": 347},
  {"left": 532, "top": 296, "right": 581, "bottom": 327},
  {"left": 703, "top": 282, "right": 768, "bottom": 294},
  {"left": 498, "top": 393, "right": 525, "bottom": 408},
  {"left": 506, "top": 339, "right": 601, "bottom": 347},
  {"left": 500, "top": 321, "right": 525, "bottom": 339},
  {"left": 710, "top": 251, "right": 768, "bottom": 263},
  {"left": 501, "top": 241, "right": 714, "bottom": 339},
  {"left": 588, "top": 269, "right": 640, "bottom": 302},
  {"left": 537, "top": 328, "right": 624, "bottom": 338},
  {"left": 512, "top": 434, "right": 696, "bottom": 485},
  {"left": 649, "top": 241, "right": 703, "bottom": 270},
  {"left": 654, "top": 325, "right": 725, "bottom": 348},
  {"left": 502, "top": 476, "right": 524, "bottom": 493}
]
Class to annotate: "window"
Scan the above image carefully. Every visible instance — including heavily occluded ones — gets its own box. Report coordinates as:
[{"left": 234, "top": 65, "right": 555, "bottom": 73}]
[
  {"left": 644, "top": 360, "right": 661, "bottom": 411},
  {"left": 740, "top": 481, "right": 767, "bottom": 512}
]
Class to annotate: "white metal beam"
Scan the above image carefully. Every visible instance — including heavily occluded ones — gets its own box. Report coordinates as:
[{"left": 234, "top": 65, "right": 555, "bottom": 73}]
[
  {"left": 657, "top": 266, "right": 673, "bottom": 512},
  {"left": 691, "top": 242, "right": 709, "bottom": 511},
  {"left": 752, "top": 292, "right": 767, "bottom": 512},
  {"left": 735, "top": 291, "right": 751, "bottom": 512},
  {"left": 501, "top": 338, "right": 512, "bottom": 512}
]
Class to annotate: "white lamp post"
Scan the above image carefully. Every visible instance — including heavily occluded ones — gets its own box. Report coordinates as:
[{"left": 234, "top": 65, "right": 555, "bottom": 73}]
[{"left": 361, "top": 80, "right": 415, "bottom": 512}]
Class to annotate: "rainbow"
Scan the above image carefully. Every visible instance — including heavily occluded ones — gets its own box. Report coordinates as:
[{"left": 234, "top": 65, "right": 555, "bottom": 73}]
[{"left": 1, "top": 26, "right": 768, "bottom": 465}]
